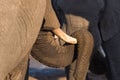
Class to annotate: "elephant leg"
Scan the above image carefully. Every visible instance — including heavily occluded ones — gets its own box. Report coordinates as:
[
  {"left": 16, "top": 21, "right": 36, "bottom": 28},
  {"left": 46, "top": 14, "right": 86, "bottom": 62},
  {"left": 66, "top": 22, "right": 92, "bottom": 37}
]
[{"left": 5, "top": 54, "right": 29, "bottom": 80}]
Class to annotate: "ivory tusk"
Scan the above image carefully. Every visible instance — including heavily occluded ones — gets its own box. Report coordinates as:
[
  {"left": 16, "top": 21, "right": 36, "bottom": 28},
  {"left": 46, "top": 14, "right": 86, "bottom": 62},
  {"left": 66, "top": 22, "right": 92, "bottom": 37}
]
[{"left": 52, "top": 28, "right": 77, "bottom": 44}]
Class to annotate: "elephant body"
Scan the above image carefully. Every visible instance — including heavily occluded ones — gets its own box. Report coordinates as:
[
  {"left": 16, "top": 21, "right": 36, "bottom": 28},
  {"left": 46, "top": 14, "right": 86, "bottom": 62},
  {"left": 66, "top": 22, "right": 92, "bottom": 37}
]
[{"left": 0, "top": 0, "right": 46, "bottom": 79}]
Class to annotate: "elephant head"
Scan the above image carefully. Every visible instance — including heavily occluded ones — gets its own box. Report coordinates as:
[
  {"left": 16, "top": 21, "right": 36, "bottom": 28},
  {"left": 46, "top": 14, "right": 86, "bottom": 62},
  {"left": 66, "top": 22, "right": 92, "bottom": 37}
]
[{"left": 31, "top": 27, "right": 94, "bottom": 80}]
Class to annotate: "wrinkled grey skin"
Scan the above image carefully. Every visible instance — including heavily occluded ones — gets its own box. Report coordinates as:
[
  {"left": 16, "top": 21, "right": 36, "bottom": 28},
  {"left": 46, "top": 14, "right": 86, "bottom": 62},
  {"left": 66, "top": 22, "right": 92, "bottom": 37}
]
[{"left": 0, "top": 0, "right": 46, "bottom": 79}]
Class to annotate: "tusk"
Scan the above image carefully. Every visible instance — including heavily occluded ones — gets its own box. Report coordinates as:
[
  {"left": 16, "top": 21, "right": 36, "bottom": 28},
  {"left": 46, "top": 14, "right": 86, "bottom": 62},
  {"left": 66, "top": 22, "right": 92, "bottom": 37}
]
[{"left": 52, "top": 28, "right": 77, "bottom": 44}]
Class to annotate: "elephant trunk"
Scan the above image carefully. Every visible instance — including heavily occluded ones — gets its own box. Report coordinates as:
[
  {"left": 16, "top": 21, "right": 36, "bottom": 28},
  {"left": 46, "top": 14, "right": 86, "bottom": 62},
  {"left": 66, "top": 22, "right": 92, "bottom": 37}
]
[{"left": 71, "top": 29, "right": 94, "bottom": 80}]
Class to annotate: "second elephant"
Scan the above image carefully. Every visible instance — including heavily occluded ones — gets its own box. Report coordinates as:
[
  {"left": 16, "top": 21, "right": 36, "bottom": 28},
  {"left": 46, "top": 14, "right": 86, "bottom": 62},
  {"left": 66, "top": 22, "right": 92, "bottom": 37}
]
[{"left": 31, "top": 28, "right": 94, "bottom": 80}]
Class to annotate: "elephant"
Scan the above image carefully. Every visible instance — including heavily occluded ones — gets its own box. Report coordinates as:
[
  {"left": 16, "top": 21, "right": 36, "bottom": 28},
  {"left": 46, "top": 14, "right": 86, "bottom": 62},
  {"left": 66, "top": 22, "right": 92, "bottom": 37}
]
[
  {"left": 0, "top": 0, "right": 46, "bottom": 79},
  {"left": 31, "top": 16, "right": 94, "bottom": 80},
  {"left": 0, "top": 0, "right": 71, "bottom": 79}
]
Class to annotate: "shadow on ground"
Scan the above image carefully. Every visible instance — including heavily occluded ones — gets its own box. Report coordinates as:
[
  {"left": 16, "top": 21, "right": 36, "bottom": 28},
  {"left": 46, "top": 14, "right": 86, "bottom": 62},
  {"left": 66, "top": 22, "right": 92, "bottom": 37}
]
[
  {"left": 29, "top": 55, "right": 107, "bottom": 80},
  {"left": 29, "top": 68, "right": 66, "bottom": 80}
]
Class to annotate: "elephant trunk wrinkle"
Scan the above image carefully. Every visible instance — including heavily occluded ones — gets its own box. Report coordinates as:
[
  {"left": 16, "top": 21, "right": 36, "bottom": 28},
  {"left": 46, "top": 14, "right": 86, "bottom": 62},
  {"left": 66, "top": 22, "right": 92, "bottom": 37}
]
[{"left": 70, "top": 29, "right": 94, "bottom": 80}]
